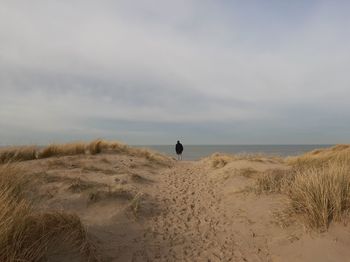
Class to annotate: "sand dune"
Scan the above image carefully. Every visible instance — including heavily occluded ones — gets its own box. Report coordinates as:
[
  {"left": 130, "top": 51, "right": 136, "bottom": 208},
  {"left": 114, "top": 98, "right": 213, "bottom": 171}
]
[{"left": 1, "top": 142, "right": 350, "bottom": 261}]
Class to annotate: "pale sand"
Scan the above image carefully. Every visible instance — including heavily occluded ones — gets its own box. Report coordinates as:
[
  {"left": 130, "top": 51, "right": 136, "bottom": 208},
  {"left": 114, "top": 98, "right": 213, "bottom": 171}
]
[{"left": 18, "top": 152, "right": 350, "bottom": 261}]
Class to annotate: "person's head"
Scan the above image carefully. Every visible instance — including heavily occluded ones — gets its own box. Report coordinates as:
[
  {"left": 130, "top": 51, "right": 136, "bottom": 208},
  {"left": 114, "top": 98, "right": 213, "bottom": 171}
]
[{"left": 177, "top": 140, "right": 180, "bottom": 144}]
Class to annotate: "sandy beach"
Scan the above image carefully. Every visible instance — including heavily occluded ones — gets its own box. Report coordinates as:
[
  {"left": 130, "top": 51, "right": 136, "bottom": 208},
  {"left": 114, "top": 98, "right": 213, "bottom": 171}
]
[{"left": 1, "top": 141, "right": 350, "bottom": 261}]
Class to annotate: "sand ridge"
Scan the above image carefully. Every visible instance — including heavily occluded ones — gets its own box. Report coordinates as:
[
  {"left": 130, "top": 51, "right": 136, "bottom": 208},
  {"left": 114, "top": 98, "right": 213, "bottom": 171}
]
[{"left": 13, "top": 152, "right": 350, "bottom": 261}]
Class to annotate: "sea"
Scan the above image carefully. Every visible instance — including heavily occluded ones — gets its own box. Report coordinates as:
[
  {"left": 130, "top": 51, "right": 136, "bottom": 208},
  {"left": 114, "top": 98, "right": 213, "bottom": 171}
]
[{"left": 136, "top": 145, "right": 333, "bottom": 161}]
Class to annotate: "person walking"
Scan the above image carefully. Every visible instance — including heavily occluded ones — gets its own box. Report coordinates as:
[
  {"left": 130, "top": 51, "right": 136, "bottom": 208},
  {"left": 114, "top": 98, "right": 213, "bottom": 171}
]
[{"left": 175, "top": 140, "right": 184, "bottom": 160}]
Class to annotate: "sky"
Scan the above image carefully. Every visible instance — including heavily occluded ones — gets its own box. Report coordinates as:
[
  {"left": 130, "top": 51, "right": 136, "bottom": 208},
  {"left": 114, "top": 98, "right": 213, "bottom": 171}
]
[{"left": 1, "top": 0, "right": 350, "bottom": 145}]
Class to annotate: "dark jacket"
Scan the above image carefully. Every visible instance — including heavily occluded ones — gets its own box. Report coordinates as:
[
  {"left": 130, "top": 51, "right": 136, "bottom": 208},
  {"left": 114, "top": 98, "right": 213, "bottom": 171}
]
[{"left": 175, "top": 142, "right": 183, "bottom": 154}]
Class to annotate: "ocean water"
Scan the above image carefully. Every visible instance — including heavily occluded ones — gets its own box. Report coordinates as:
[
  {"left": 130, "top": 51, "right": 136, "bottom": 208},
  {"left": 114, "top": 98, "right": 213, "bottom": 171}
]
[{"left": 137, "top": 145, "right": 333, "bottom": 161}]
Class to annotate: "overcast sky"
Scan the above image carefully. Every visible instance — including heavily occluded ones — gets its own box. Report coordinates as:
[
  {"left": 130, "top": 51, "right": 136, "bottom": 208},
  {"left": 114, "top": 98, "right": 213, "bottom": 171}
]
[{"left": 1, "top": 0, "right": 350, "bottom": 145}]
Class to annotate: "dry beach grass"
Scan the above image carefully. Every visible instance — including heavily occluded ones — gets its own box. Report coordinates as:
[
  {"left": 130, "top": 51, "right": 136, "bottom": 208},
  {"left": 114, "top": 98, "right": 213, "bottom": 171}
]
[
  {"left": 0, "top": 165, "right": 97, "bottom": 262},
  {"left": 255, "top": 145, "right": 350, "bottom": 230},
  {"left": 0, "top": 139, "right": 171, "bottom": 166}
]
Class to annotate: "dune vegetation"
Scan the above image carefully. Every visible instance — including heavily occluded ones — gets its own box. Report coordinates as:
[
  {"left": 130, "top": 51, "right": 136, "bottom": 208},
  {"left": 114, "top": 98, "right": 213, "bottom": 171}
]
[
  {"left": 2, "top": 140, "right": 350, "bottom": 260},
  {"left": 39, "top": 142, "right": 86, "bottom": 158},
  {"left": 288, "top": 161, "right": 350, "bottom": 230},
  {"left": 0, "top": 139, "right": 172, "bottom": 166},
  {"left": 206, "top": 152, "right": 283, "bottom": 169},
  {"left": 256, "top": 144, "right": 350, "bottom": 230},
  {"left": 0, "top": 165, "right": 97, "bottom": 262},
  {"left": 0, "top": 139, "right": 174, "bottom": 260},
  {"left": 0, "top": 146, "right": 38, "bottom": 163},
  {"left": 286, "top": 144, "right": 350, "bottom": 169}
]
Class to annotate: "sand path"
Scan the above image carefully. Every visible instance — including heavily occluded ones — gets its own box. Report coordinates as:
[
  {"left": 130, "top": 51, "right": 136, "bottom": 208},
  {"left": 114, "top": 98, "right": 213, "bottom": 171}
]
[{"left": 131, "top": 161, "right": 269, "bottom": 262}]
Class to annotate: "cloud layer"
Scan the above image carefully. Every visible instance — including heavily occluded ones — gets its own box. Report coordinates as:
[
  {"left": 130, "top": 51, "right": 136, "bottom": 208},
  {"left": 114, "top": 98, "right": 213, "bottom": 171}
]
[{"left": 1, "top": 0, "right": 350, "bottom": 145}]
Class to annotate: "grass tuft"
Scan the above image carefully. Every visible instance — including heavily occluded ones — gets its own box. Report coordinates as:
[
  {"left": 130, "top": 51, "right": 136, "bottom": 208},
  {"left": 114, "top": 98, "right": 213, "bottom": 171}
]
[
  {"left": 238, "top": 167, "right": 257, "bottom": 178},
  {"left": 39, "top": 142, "right": 86, "bottom": 159},
  {"left": 68, "top": 178, "right": 105, "bottom": 193},
  {"left": 256, "top": 169, "right": 295, "bottom": 194},
  {"left": 288, "top": 162, "right": 350, "bottom": 230},
  {"left": 259, "top": 145, "right": 350, "bottom": 230},
  {"left": 0, "top": 166, "right": 98, "bottom": 261},
  {"left": 88, "top": 188, "right": 134, "bottom": 203},
  {"left": 207, "top": 153, "right": 283, "bottom": 169},
  {"left": 0, "top": 146, "right": 38, "bottom": 163},
  {"left": 88, "top": 140, "right": 103, "bottom": 155}
]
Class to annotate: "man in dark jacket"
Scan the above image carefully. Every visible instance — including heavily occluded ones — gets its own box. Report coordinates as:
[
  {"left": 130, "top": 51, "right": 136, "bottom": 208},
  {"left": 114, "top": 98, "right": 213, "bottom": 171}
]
[{"left": 175, "top": 140, "right": 184, "bottom": 160}]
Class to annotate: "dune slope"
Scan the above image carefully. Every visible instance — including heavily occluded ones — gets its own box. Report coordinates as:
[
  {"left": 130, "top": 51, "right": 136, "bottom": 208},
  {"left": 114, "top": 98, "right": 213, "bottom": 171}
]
[{"left": 3, "top": 144, "right": 350, "bottom": 261}]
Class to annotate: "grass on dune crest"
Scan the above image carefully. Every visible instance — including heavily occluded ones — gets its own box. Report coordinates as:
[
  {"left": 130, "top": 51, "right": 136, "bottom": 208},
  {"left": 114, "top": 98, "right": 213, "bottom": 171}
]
[
  {"left": 0, "top": 165, "right": 98, "bottom": 262},
  {"left": 257, "top": 144, "right": 350, "bottom": 230},
  {"left": 39, "top": 142, "right": 87, "bottom": 158},
  {"left": 91, "top": 140, "right": 171, "bottom": 163},
  {"left": 87, "top": 139, "right": 172, "bottom": 165},
  {"left": 0, "top": 146, "right": 38, "bottom": 163},
  {"left": 0, "top": 139, "right": 172, "bottom": 165},
  {"left": 286, "top": 144, "right": 350, "bottom": 169},
  {"left": 207, "top": 152, "right": 283, "bottom": 168}
]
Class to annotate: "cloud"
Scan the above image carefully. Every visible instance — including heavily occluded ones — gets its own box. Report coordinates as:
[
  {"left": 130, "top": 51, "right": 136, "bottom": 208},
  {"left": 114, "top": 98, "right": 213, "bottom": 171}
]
[{"left": 0, "top": 0, "right": 350, "bottom": 144}]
